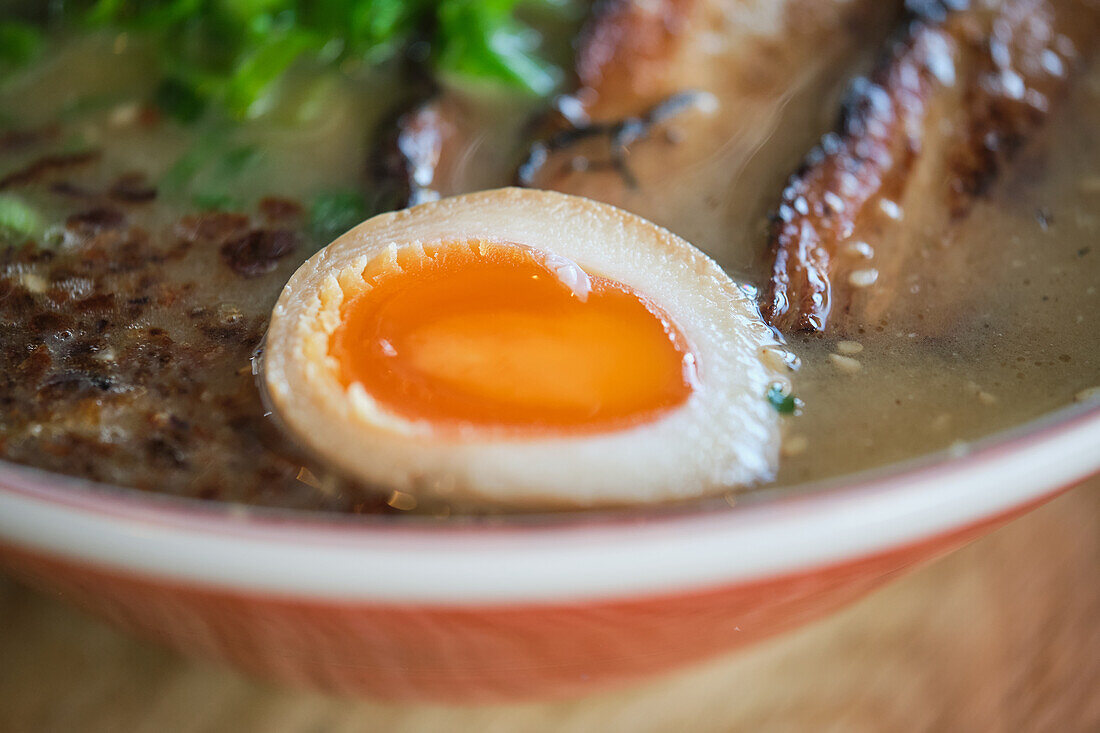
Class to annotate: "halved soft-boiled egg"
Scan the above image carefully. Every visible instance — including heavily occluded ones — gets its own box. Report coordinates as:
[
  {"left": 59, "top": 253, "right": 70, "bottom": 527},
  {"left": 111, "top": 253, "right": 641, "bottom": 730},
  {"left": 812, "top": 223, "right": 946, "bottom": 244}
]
[{"left": 263, "top": 188, "right": 785, "bottom": 507}]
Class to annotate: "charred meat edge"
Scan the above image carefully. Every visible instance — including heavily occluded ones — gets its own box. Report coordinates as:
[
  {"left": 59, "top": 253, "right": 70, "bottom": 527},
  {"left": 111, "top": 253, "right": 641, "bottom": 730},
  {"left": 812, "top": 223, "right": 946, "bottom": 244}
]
[
  {"left": 573, "top": 0, "right": 698, "bottom": 111},
  {"left": 517, "top": 0, "right": 706, "bottom": 187},
  {"left": 515, "top": 91, "right": 710, "bottom": 188},
  {"left": 367, "top": 0, "right": 701, "bottom": 208},
  {"left": 367, "top": 90, "right": 453, "bottom": 210},
  {"left": 762, "top": 0, "right": 1100, "bottom": 334}
]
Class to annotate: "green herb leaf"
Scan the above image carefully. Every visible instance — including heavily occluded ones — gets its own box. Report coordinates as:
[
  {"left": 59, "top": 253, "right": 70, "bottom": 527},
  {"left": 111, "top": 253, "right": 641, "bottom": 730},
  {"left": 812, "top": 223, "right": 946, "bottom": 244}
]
[
  {"left": 0, "top": 22, "right": 44, "bottom": 72},
  {"left": 309, "top": 190, "right": 367, "bottom": 244},
  {"left": 222, "top": 28, "right": 317, "bottom": 119},
  {"left": 32, "top": 1, "right": 562, "bottom": 124},
  {"left": 161, "top": 136, "right": 220, "bottom": 195},
  {"left": 435, "top": 1, "right": 559, "bottom": 95},
  {"left": 84, "top": 0, "right": 128, "bottom": 26},
  {"left": 766, "top": 383, "right": 798, "bottom": 414},
  {"left": 0, "top": 194, "right": 42, "bottom": 239},
  {"left": 219, "top": 0, "right": 292, "bottom": 24},
  {"left": 192, "top": 191, "right": 239, "bottom": 210},
  {"left": 219, "top": 144, "right": 260, "bottom": 176},
  {"left": 154, "top": 77, "right": 207, "bottom": 123},
  {"left": 163, "top": 133, "right": 261, "bottom": 211}
]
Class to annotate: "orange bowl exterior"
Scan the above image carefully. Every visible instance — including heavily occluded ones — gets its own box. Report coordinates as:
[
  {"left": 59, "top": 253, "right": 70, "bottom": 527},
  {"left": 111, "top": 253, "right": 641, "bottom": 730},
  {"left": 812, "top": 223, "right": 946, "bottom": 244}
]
[{"left": 0, "top": 491, "right": 1056, "bottom": 702}]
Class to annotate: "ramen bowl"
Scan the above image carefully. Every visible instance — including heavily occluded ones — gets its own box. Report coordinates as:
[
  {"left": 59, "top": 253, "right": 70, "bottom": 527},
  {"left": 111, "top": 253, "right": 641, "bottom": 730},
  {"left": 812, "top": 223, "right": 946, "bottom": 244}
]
[{"left": 1, "top": 401, "right": 1098, "bottom": 703}]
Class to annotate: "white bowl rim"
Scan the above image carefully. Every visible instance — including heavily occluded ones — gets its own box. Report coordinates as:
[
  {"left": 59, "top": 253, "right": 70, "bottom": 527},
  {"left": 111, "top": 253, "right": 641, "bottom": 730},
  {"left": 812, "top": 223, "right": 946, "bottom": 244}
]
[{"left": 0, "top": 400, "right": 1098, "bottom": 604}]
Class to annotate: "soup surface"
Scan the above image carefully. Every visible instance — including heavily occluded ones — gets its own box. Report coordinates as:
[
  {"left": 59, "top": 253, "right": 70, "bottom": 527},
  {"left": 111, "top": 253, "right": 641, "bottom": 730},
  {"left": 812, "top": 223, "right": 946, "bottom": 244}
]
[{"left": 1, "top": 15, "right": 1098, "bottom": 514}]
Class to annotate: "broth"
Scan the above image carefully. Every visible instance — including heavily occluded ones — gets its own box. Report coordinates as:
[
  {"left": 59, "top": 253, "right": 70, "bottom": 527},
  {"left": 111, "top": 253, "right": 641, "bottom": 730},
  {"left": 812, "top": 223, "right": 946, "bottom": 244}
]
[
  {"left": 0, "top": 28, "right": 1097, "bottom": 513},
  {"left": 774, "top": 56, "right": 1100, "bottom": 485}
]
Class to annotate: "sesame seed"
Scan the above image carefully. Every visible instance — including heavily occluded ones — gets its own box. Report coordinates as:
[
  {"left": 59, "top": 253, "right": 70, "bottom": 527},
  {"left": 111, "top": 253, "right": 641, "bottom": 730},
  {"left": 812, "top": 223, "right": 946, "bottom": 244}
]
[
  {"left": 760, "top": 345, "right": 801, "bottom": 372},
  {"left": 823, "top": 191, "right": 845, "bottom": 213},
  {"left": 844, "top": 241, "right": 875, "bottom": 259},
  {"left": 693, "top": 91, "right": 720, "bottom": 114},
  {"left": 109, "top": 102, "right": 140, "bottom": 128},
  {"left": 296, "top": 467, "right": 323, "bottom": 489},
  {"left": 1000, "top": 69, "right": 1026, "bottom": 99},
  {"left": 19, "top": 273, "right": 48, "bottom": 293},
  {"left": 828, "top": 353, "right": 862, "bottom": 374},
  {"left": 1075, "top": 386, "right": 1100, "bottom": 402},
  {"left": 387, "top": 491, "right": 419, "bottom": 511},
  {"left": 1041, "top": 49, "right": 1065, "bottom": 77},
  {"left": 879, "top": 199, "right": 903, "bottom": 220},
  {"left": 782, "top": 434, "right": 809, "bottom": 457},
  {"left": 948, "top": 441, "right": 970, "bottom": 458},
  {"left": 836, "top": 340, "right": 863, "bottom": 355},
  {"left": 849, "top": 268, "right": 879, "bottom": 288},
  {"left": 769, "top": 377, "right": 794, "bottom": 397}
]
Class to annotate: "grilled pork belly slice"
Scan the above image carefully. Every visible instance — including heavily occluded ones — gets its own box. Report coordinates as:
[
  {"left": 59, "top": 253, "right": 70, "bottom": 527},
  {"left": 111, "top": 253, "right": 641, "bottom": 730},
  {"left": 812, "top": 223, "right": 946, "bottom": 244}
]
[
  {"left": 762, "top": 0, "right": 1100, "bottom": 335},
  {"left": 368, "top": 1, "right": 902, "bottom": 273},
  {"left": 524, "top": 0, "right": 903, "bottom": 269}
]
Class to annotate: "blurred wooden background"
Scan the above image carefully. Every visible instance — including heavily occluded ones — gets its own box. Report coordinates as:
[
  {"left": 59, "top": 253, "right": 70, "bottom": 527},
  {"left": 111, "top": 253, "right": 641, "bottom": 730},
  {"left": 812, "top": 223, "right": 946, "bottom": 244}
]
[{"left": 1, "top": 479, "right": 1097, "bottom": 732}]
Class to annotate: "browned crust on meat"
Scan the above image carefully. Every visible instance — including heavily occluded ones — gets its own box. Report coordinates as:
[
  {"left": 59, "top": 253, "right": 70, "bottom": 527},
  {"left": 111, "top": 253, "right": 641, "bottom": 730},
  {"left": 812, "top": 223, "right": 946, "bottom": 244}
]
[
  {"left": 762, "top": 0, "right": 1100, "bottom": 334},
  {"left": 762, "top": 20, "right": 943, "bottom": 332},
  {"left": 367, "top": 93, "right": 462, "bottom": 210},
  {"left": 367, "top": 0, "right": 699, "bottom": 209},
  {"left": 575, "top": 0, "right": 698, "bottom": 110}
]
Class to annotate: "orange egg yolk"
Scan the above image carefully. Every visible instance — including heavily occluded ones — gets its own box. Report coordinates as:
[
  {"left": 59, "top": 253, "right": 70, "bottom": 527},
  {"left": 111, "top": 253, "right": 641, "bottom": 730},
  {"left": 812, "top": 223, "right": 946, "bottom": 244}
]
[{"left": 330, "top": 242, "right": 696, "bottom": 432}]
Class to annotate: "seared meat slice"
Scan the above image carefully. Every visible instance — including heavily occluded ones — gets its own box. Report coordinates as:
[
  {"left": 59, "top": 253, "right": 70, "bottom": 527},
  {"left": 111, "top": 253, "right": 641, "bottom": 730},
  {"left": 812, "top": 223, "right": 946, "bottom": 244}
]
[
  {"left": 368, "top": 1, "right": 902, "bottom": 267},
  {"left": 762, "top": 0, "right": 1100, "bottom": 334},
  {"left": 369, "top": 94, "right": 457, "bottom": 209},
  {"left": 523, "top": 0, "right": 904, "bottom": 270},
  {"left": 366, "top": 89, "right": 548, "bottom": 210},
  {"left": 573, "top": 0, "right": 699, "bottom": 113},
  {"left": 516, "top": 91, "right": 713, "bottom": 188},
  {"left": 367, "top": 0, "right": 699, "bottom": 209}
]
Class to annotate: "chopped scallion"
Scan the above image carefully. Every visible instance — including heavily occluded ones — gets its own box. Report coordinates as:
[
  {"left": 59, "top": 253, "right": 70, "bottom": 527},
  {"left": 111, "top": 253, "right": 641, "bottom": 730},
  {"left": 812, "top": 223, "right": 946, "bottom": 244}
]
[
  {"left": 309, "top": 190, "right": 367, "bottom": 244},
  {"left": 0, "top": 22, "right": 43, "bottom": 73},
  {"left": 766, "top": 383, "right": 799, "bottom": 414},
  {"left": 0, "top": 194, "right": 42, "bottom": 239}
]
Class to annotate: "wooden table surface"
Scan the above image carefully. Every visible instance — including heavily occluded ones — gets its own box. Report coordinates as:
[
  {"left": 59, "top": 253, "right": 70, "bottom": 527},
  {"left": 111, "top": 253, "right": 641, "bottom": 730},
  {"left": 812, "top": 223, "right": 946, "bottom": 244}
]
[{"left": 1, "top": 479, "right": 1098, "bottom": 733}]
